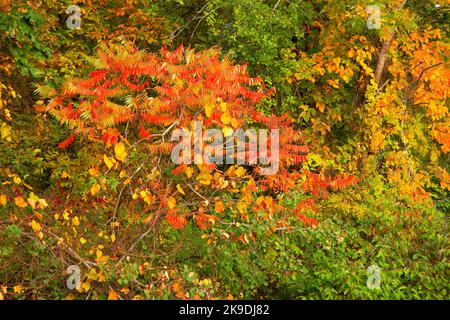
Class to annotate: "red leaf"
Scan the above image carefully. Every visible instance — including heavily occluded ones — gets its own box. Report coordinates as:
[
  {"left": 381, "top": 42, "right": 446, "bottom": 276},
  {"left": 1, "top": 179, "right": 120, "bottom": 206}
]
[
  {"left": 58, "top": 134, "right": 75, "bottom": 149},
  {"left": 138, "top": 125, "right": 151, "bottom": 139}
]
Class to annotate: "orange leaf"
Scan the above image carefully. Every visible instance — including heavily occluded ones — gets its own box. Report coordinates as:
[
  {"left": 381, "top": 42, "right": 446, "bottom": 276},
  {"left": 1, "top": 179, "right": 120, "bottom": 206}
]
[
  {"left": 14, "top": 196, "right": 28, "bottom": 208},
  {"left": 215, "top": 201, "right": 225, "bottom": 214},
  {"left": 108, "top": 289, "right": 120, "bottom": 300}
]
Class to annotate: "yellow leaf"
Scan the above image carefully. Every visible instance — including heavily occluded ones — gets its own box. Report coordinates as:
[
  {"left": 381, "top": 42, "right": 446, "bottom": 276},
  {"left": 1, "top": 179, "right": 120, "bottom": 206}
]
[
  {"left": 316, "top": 101, "right": 325, "bottom": 113},
  {"left": 63, "top": 210, "right": 70, "bottom": 220},
  {"left": 143, "top": 193, "right": 154, "bottom": 206},
  {"left": 167, "top": 196, "right": 176, "bottom": 209},
  {"left": 13, "top": 176, "right": 21, "bottom": 184},
  {"left": 199, "top": 278, "right": 212, "bottom": 287},
  {"left": 114, "top": 142, "right": 127, "bottom": 162},
  {"left": 14, "top": 196, "right": 28, "bottom": 208},
  {"left": 222, "top": 126, "right": 233, "bottom": 137},
  {"left": 196, "top": 171, "right": 213, "bottom": 185},
  {"left": 1, "top": 122, "right": 11, "bottom": 141},
  {"left": 0, "top": 194, "right": 7, "bottom": 206},
  {"left": 108, "top": 289, "right": 120, "bottom": 300},
  {"left": 27, "top": 192, "right": 39, "bottom": 209},
  {"left": 79, "top": 237, "right": 87, "bottom": 245},
  {"left": 90, "top": 183, "right": 101, "bottom": 196},
  {"left": 327, "top": 79, "right": 339, "bottom": 88},
  {"left": 235, "top": 166, "right": 246, "bottom": 177},
  {"left": 205, "top": 103, "right": 215, "bottom": 118},
  {"left": 219, "top": 101, "right": 228, "bottom": 112},
  {"left": 31, "top": 220, "right": 41, "bottom": 233},
  {"left": 72, "top": 217, "right": 80, "bottom": 226},
  {"left": 185, "top": 166, "right": 194, "bottom": 179},
  {"left": 4, "top": 109, "right": 12, "bottom": 121},
  {"left": 81, "top": 282, "right": 90, "bottom": 293},
  {"left": 176, "top": 184, "right": 185, "bottom": 195},
  {"left": 103, "top": 155, "right": 116, "bottom": 169},
  {"left": 37, "top": 198, "right": 48, "bottom": 209},
  {"left": 119, "top": 170, "right": 127, "bottom": 178},
  {"left": 61, "top": 171, "right": 69, "bottom": 179},
  {"left": 13, "top": 285, "right": 23, "bottom": 294},
  {"left": 237, "top": 201, "right": 246, "bottom": 214},
  {"left": 220, "top": 113, "right": 231, "bottom": 125}
]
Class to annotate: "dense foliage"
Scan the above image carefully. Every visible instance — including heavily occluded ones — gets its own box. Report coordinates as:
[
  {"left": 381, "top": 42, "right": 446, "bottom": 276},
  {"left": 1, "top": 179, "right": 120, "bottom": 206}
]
[{"left": 0, "top": 0, "right": 448, "bottom": 300}]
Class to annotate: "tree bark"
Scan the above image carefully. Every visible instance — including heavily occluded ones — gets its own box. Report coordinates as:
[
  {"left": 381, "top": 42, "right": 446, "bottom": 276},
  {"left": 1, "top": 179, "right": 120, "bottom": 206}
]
[{"left": 373, "top": 0, "right": 408, "bottom": 85}]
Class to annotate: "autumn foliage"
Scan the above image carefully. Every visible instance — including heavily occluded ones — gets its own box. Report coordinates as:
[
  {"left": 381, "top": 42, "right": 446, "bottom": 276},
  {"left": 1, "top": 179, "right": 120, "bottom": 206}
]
[{"left": 0, "top": 0, "right": 448, "bottom": 301}]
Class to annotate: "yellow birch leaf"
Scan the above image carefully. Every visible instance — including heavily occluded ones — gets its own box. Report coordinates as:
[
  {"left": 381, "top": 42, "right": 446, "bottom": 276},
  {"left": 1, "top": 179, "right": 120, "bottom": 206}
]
[
  {"left": 185, "top": 166, "right": 194, "bottom": 179},
  {"left": 220, "top": 102, "right": 228, "bottom": 112},
  {"left": 72, "top": 217, "right": 80, "bottom": 226},
  {"left": 1, "top": 122, "right": 11, "bottom": 141},
  {"left": 0, "top": 194, "right": 7, "bottom": 206},
  {"left": 103, "top": 155, "right": 115, "bottom": 169},
  {"left": 114, "top": 142, "right": 127, "bottom": 162},
  {"left": 63, "top": 210, "right": 70, "bottom": 220},
  {"left": 221, "top": 113, "right": 231, "bottom": 125},
  {"left": 167, "top": 196, "right": 176, "bottom": 209},
  {"left": 235, "top": 166, "right": 246, "bottom": 177},
  {"left": 237, "top": 201, "right": 246, "bottom": 214},
  {"left": 316, "top": 101, "right": 325, "bottom": 113},
  {"left": 81, "top": 282, "right": 90, "bottom": 292},
  {"left": 196, "top": 171, "right": 213, "bottom": 185},
  {"left": 31, "top": 220, "right": 41, "bottom": 233},
  {"left": 176, "top": 183, "right": 185, "bottom": 195},
  {"left": 205, "top": 103, "right": 215, "bottom": 118}
]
